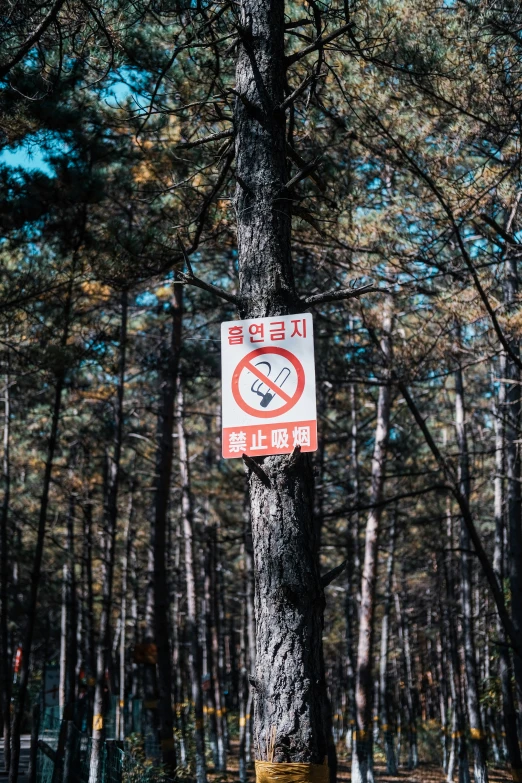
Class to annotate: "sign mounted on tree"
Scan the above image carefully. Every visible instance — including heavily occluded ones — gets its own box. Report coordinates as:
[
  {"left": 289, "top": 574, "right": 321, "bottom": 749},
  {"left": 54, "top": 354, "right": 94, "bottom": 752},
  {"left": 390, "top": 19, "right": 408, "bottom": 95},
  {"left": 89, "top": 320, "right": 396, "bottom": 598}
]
[{"left": 221, "top": 313, "right": 317, "bottom": 458}]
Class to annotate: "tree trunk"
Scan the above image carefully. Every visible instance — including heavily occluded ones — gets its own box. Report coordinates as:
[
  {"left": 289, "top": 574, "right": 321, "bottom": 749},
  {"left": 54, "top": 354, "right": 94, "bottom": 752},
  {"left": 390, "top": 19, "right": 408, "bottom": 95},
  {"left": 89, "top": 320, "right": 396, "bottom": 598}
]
[
  {"left": 151, "top": 283, "right": 182, "bottom": 770},
  {"left": 443, "top": 506, "right": 469, "bottom": 783},
  {"left": 493, "top": 358, "right": 522, "bottom": 778},
  {"left": 234, "top": 0, "right": 331, "bottom": 767},
  {"left": 204, "top": 527, "right": 220, "bottom": 769},
  {"left": 503, "top": 247, "right": 522, "bottom": 716},
  {"left": 118, "top": 483, "right": 135, "bottom": 741},
  {"left": 352, "top": 302, "right": 393, "bottom": 783},
  {"left": 82, "top": 492, "right": 96, "bottom": 731},
  {"left": 378, "top": 513, "right": 397, "bottom": 775},
  {"left": 177, "top": 382, "right": 207, "bottom": 783},
  {"left": 1, "top": 366, "right": 11, "bottom": 774},
  {"left": 89, "top": 289, "right": 127, "bottom": 783},
  {"left": 9, "top": 273, "right": 74, "bottom": 783},
  {"left": 345, "top": 380, "right": 359, "bottom": 753},
  {"left": 454, "top": 359, "right": 488, "bottom": 783}
]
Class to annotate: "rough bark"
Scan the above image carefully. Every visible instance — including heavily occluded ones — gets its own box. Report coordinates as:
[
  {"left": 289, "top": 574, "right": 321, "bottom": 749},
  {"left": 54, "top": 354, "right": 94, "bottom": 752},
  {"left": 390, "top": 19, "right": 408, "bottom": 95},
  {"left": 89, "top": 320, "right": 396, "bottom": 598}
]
[{"left": 234, "top": 0, "right": 330, "bottom": 764}]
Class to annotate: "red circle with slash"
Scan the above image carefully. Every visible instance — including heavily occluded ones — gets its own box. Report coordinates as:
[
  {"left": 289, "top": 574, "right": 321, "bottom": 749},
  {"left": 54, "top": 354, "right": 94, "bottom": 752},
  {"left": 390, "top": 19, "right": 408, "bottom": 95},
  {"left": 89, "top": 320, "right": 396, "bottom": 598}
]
[{"left": 232, "top": 347, "right": 305, "bottom": 418}]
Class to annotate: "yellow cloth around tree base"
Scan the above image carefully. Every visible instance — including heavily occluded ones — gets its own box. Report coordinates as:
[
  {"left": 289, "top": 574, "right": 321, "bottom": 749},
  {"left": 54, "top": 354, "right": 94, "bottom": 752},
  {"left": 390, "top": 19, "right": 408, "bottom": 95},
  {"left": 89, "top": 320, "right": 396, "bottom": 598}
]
[{"left": 255, "top": 762, "right": 329, "bottom": 783}]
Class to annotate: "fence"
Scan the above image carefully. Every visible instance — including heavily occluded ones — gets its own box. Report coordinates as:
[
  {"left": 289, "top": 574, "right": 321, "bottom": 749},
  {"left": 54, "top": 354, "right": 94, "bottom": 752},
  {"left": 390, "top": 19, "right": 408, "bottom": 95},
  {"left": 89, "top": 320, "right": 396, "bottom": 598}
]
[{"left": 35, "top": 705, "right": 154, "bottom": 783}]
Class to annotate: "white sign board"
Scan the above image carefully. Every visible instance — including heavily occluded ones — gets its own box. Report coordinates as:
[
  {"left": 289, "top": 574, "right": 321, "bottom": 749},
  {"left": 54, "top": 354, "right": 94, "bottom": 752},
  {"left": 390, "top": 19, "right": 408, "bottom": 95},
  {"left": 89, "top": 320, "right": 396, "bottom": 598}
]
[{"left": 221, "top": 313, "right": 317, "bottom": 458}]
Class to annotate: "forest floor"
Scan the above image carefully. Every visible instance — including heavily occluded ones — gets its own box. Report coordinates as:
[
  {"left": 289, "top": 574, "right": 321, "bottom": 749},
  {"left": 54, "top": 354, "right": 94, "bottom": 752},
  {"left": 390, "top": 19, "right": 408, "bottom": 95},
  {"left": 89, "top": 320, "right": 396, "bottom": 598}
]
[
  {"left": 336, "top": 762, "right": 513, "bottom": 781},
  {"left": 218, "top": 746, "right": 513, "bottom": 783}
]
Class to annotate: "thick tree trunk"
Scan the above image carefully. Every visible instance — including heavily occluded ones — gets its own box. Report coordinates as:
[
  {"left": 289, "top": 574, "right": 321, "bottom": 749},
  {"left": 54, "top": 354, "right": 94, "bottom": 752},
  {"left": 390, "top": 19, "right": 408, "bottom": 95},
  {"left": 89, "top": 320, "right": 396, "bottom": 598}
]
[
  {"left": 234, "top": 0, "right": 330, "bottom": 767},
  {"left": 89, "top": 289, "right": 127, "bottom": 783},
  {"left": 352, "top": 303, "right": 393, "bottom": 783},
  {"left": 177, "top": 383, "right": 207, "bottom": 783},
  {"left": 454, "top": 361, "right": 488, "bottom": 783},
  {"left": 151, "top": 284, "right": 182, "bottom": 769}
]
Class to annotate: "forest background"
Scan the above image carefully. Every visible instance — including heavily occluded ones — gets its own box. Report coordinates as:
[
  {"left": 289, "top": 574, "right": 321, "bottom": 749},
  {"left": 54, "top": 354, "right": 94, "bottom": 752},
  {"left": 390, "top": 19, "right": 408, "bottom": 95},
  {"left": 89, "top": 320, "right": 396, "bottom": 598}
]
[{"left": 1, "top": 1, "right": 522, "bottom": 783}]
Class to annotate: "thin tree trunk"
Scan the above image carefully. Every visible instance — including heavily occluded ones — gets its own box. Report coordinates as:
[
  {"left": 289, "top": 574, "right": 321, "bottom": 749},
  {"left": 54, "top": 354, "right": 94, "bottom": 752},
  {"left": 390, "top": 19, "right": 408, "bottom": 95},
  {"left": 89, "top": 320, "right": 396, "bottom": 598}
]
[
  {"left": 352, "top": 302, "right": 393, "bottom": 783},
  {"left": 454, "top": 359, "right": 488, "bottom": 783},
  {"left": 379, "top": 513, "right": 397, "bottom": 775},
  {"left": 346, "top": 380, "right": 359, "bottom": 753},
  {"left": 493, "top": 358, "right": 522, "bottom": 778},
  {"left": 178, "top": 383, "right": 207, "bottom": 783},
  {"left": 89, "top": 289, "right": 127, "bottom": 783},
  {"left": 244, "top": 496, "right": 255, "bottom": 766},
  {"left": 211, "top": 526, "right": 228, "bottom": 769},
  {"left": 1, "top": 366, "right": 11, "bottom": 774},
  {"left": 234, "top": 0, "right": 331, "bottom": 765},
  {"left": 443, "top": 506, "right": 469, "bottom": 783},
  {"left": 204, "top": 528, "right": 220, "bottom": 769},
  {"left": 9, "top": 273, "right": 74, "bottom": 783},
  {"left": 118, "top": 483, "right": 135, "bottom": 741},
  {"left": 151, "top": 283, "right": 182, "bottom": 770},
  {"left": 503, "top": 249, "right": 522, "bottom": 717},
  {"left": 82, "top": 492, "right": 96, "bottom": 731}
]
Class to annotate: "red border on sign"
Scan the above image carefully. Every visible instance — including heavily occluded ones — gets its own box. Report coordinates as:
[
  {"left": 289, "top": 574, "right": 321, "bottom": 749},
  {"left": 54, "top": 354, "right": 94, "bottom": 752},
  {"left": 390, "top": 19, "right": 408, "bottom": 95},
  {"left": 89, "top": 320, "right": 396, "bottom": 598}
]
[{"left": 232, "top": 346, "right": 305, "bottom": 419}]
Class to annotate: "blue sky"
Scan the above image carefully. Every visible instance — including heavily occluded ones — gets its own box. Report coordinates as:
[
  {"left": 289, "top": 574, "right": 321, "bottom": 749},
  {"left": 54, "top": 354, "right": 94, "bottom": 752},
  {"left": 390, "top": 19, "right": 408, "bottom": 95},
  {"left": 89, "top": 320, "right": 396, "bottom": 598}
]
[{"left": 0, "top": 74, "right": 134, "bottom": 175}]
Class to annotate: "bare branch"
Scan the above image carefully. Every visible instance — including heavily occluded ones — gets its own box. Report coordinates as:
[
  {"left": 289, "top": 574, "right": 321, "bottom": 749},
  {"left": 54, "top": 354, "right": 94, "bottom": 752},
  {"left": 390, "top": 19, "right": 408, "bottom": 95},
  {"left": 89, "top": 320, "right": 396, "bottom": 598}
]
[
  {"left": 398, "top": 378, "right": 522, "bottom": 660},
  {"left": 175, "top": 129, "right": 234, "bottom": 150},
  {"left": 243, "top": 454, "right": 271, "bottom": 487},
  {"left": 285, "top": 23, "right": 353, "bottom": 67},
  {"left": 176, "top": 234, "right": 239, "bottom": 306},
  {"left": 280, "top": 74, "right": 315, "bottom": 111},
  {"left": 283, "top": 158, "right": 321, "bottom": 191},
  {"left": 304, "top": 283, "right": 383, "bottom": 306},
  {"left": 479, "top": 214, "right": 519, "bottom": 245},
  {"left": 286, "top": 143, "right": 326, "bottom": 191},
  {"left": 321, "top": 560, "right": 347, "bottom": 588}
]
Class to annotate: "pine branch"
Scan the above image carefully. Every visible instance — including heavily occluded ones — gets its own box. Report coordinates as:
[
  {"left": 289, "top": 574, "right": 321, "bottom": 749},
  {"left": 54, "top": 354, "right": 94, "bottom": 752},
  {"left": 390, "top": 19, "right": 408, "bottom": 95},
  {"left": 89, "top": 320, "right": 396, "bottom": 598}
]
[
  {"left": 0, "top": 0, "right": 67, "bottom": 78},
  {"left": 304, "top": 283, "right": 383, "bottom": 306}
]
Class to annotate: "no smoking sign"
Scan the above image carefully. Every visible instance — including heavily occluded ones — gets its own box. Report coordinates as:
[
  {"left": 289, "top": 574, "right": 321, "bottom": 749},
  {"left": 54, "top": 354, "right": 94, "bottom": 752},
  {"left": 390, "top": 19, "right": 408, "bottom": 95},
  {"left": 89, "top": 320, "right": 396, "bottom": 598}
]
[{"left": 221, "top": 314, "right": 317, "bottom": 458}]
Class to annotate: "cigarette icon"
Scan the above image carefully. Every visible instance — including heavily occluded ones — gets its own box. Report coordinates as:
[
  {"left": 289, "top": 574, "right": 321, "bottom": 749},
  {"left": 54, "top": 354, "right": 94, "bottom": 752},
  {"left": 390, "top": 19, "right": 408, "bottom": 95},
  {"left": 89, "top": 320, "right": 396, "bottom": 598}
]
[{"left": 251, "top": 363, "right": 291, "bottom": 408}]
